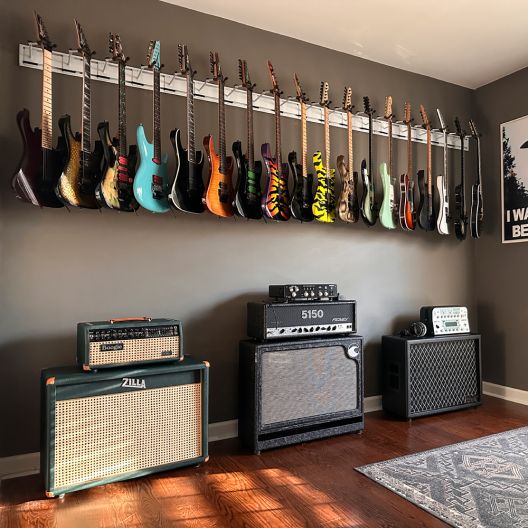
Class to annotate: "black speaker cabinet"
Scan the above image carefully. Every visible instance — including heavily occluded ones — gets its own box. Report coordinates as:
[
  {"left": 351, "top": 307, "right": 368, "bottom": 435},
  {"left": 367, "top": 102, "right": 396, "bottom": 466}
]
[
  {"left": 239, "top": 336, "right": 364, "bottom": 454},
  {"left": 41, "top": 358, "right": 209, "bottom": 497},
  {"left": 382, "top": 334, "right": 481, "bottom": 419}
]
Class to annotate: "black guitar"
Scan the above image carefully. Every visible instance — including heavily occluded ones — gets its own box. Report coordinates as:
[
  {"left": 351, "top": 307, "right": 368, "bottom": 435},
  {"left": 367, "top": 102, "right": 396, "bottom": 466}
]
[
  {"left": 417, "top": 104, "right": 436, "bottom": 231},
  {"left": 232, "top": 59, "right": 262, "bottom": 219},
  {"left": 289, "top": 73, "right": 314, "bottom": 221},
  {"left": 170, "top": 45, "right": 205, "bottom": 214},
  {"left": 360, "top": 96, "right": 377, "bottom": 226},
  {"left": 469, "top": 119, "right": 483, "bottom": 239},
  {"left": 453, "top": 117, "right": 467, "bottom": 240}
]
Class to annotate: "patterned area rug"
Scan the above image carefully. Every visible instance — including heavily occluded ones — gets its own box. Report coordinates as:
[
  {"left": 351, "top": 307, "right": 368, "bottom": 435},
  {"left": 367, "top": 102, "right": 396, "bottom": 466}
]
[{"left": 357, "top": 427, "right": 528, "bottom": 528}]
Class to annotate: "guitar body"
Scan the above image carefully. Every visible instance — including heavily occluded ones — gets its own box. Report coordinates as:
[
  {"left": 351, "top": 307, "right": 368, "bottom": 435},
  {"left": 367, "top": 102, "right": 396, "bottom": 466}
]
[
  {"left": 232, "top": 140, "right": 262, "bottom": 220},
  {"left": 470, "top": 184, "right": 483, "bottom": 239},
  {"left": 169, "top": 128, "right": 205, "bottom": 214},
  {"left": 133, "top": 124, "right": 170, "bottom": 213},
  {"left": 399, "top": 174, "right": 410, "bottom": 230},
  {"left": 12, "top": 109, "right": 65, "bottom": 208},
  {"left": 436, "top": 175, "right": 450, "bottom": 235},
  {"left": 360, "top": 159, "right": 376, "bottom": 226},
  {"left": 203, "top": 135, "right": 234, "bottom": 217},
  {"left": 289, "top": 151, "right": 314, "bottom": 222},
  {"left": 312, "top": 151, "right": 336, "bottom": 223},
  {"left": 261, "top": 143, "right": 290, "bottom": 221},
  {"left": 417, "top": 169, "right": 436, "bottom": 231},
  {"left": 56, "top": 115, "right": 102, "bottom": 209},
  {"left": 379, "top": 162, "right": 396, "bottom": 229},
  {"left": 336, "top": 155, "right": 359, "bottom": 223},
  {"left": 454, "top": 183, "right": 467, "bottom": 240}
]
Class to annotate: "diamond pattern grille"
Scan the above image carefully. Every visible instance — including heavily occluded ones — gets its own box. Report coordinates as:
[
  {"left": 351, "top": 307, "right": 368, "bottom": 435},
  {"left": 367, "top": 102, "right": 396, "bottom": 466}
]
[{"left": 408, "top": 339, "right": 479, "bottom": 415}]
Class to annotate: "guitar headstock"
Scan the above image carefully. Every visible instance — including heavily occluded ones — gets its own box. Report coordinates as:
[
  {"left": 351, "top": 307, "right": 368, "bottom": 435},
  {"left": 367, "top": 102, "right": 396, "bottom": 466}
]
[
  {"left": 404, "top": 102, "right": 412, "bottom": 125},
  {"left": 419, "top": 104, "right": 430, "bottom": 129},
  {"left": 319, "top": 81, "right": 330, "bottom": 107},
  {"left": 384, "top": 96, "right": 393, "bottom": 120},
  {"left": 468, "top": 119, "right": 480, "bottom": 139},
  {"left": 267, "top": 60, "right": 280, "bottom": 95},
  {"left": 293, "top": 74, "right": 308, "bottom": 104},
  {"left": 454, "top": 117, "right": 465, "bottom": 138},
  {"left": 436, "top": 109, "right": 447, "bottom": 132},
  {"left": 363, "top": 96, "right": 374, "bottom": 116},
  {"left": 178, "top": 44, "right": 194, "bottom": 77},
  {"left": 239, "top": 59, "right": 255, "bottom": 91},
  {"left": 109, "top": 34, "right": 127, "bottom": 63},
  {"left": 34, "top": 12, "right": 54, "bottom": 51},
  {"left": 342, "top": 87, "right": 353, "bottom": 112},
  {"left": 146, "top": 40, "right": 161, "bottom": 70},
  {"left": 74, "top": 19, "right": 94, "bottom": 58},
  {"left": 210, "top": 51, "right": 226, "bottom": 83}
]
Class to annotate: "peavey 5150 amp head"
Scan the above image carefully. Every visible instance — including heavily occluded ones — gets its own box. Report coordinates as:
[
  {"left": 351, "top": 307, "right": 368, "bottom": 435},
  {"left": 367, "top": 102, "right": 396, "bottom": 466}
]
[
  {"left": 77, "top": 317, "right": 183, "bottom": 370},
  {"left": 247, "top": 300, "right": 356, "bottom": 340}
]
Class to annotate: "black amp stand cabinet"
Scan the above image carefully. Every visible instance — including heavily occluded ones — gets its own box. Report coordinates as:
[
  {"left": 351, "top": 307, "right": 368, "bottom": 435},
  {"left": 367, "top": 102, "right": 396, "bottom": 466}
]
[
  {"left": 239, "top": 336, "right": 364, "bottom": 454},
  {"left": 382, "top": 334, "right": 481, "bottom": 419}
]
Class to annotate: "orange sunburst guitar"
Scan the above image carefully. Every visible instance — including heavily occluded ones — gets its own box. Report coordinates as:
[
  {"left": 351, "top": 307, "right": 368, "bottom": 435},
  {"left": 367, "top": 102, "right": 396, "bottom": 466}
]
[
  {"left": 399, "top": 102, "right": 415, "bottom": 230},
  {"left": 203, "top": 52, "right": 234, "bottom": 217}
]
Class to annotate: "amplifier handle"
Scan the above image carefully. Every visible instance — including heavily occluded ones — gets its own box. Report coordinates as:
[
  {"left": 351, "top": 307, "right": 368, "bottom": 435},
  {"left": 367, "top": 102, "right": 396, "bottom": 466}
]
[{"left": 109, "top": 317, "right": 152, "bottom": 324}]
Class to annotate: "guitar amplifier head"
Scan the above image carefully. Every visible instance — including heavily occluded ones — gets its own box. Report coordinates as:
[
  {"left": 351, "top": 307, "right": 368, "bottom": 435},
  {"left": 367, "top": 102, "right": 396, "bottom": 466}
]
[
  {"left": 41, "top": 358, "right": 209, "bottom": 497},
  {"left": 77, "top": 317, "right": 183, "bottom": 370}
]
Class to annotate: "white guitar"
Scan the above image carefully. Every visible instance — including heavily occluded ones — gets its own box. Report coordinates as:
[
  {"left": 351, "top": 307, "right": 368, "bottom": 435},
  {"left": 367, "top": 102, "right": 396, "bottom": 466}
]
[{"left": 436, "top": 109, "right": 450, "bottom": 235}]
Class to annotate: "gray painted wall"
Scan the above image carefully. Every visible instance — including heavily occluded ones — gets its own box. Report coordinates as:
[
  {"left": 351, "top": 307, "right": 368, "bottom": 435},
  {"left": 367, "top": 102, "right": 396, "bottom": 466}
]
[
  {"left": 474, "top": 68, "right": 528, "bottom": 391},
  {"left": 0, "top": 0, "right": 476, "bottom": 457}
]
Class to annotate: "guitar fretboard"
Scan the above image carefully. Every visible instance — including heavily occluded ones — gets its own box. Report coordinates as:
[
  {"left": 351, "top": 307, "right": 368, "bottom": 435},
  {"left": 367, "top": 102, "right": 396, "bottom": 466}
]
[
  {"left": 118, "top": 61, "right": 127, "bottom": 157},
  {"left": 426, "top": 127, "right": 432, "bottom": 194},
  {"left": 187, "top": 71, "right": 195, "bottom": 164},
  {"left": 247, "top": 88, "right": 255, "bottom": 171},
  {"left": 41, "top": 49, "right": 53, "bottom": 150},
  {"left": 301, "top": 101, "right": 307, "bottom": 177},
  {"left": 324, "top": 106, "right": 330, "bottom": 173},
  {"left": 388, "top": 117, "right": 393, "bottom": 177},
  {"left": 218, "top": 79, "right": 227, "bottom": 174},
  {"left": 153, "top": 69, "right": 161, "bottom": 162},
  {"left": 81, "top": 57, "right": 91, "bottom": 154},
  {"left": 274, "top": 92, "right": 281, "bottom": 168},
  {"left": 442, "top": 129, "right": 448, "bottom": 193},
  {"left": 347, "top": 112, "right": 353, "bottom": 177}
]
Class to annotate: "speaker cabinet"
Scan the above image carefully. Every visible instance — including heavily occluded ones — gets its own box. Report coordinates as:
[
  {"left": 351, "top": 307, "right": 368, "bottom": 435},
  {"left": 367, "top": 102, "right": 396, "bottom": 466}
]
[
  {"left": 41, "top": 358, "right": 208, "bottom": 497},
  {"left": 382, "top": 334, "right": 481, "bottom": 419},
  {"left": 239, "top": 336, "right": 364, "bottom": 454}
]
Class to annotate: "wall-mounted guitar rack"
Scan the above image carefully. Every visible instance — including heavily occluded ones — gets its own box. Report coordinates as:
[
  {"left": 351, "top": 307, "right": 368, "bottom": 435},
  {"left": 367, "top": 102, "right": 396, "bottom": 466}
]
[{"left": 19, "top": 44, "right": 469, "bottom": 151}]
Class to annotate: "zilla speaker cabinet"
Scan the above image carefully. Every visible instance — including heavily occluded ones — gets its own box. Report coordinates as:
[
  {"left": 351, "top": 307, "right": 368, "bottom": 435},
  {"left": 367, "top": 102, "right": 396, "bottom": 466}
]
[
  {"left": 382, "top": 334, "right": 481, "bottom": 419},
  {"left": 239, "top": 336, "right": 364, "bottom": 454},
  {"left": 41, "top": 358, "right": 208, "bottom": 497}
]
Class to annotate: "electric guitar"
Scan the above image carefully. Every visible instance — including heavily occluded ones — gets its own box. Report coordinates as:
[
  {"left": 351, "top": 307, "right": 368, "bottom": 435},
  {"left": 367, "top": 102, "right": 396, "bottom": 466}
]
[
  {"left": 289, "top": 73, "right": 314, "bottom": 222},
  {"left": 203, "top": 51, "right": 234, "bottom": 217},
  {"left": 133, "top": 40, "right": 170, "bottom": 213},
  {"left": 12, "top": 12, "right": 65, "bottom": 208},
  {"left": 336, "top": 86, "right": 359, "bottom": 223},
  {"left": 56, "top": 20, "right": 103, "bottom": 209},
  {"left": 436, "top": 109, "right": 450, "bottom": 234},
  {"left": 232, "top": 59, "right": 262, "bottom": 219},
  {"left": 169, "top": 45, "right": 205, "bottom": 214},
  {"left": 379, "top": 96, "right": 396, "bottom": 229},
  {"left": 96, "top": 34, "right": 138, "bottom": 211},
  {"left": 469, "top": 119, "right": 483, "bottom": 239},
  {"left": 453, "top": 117, "right": 467, "bottom": 240},
  {"left": 417, "top": 104, "right": 436, "bottom": 230},
  {"left": 399, "top": 102, "right": 415, "bottom": 230},
  {"left": 360, "top": 96, "right": 377, "bottom": 226},
  {"left": 261, "top": 61, "right": 290, "bottom": 221},
  {"left": 312, "top": 81, "right": 336, "bottom": 223}
]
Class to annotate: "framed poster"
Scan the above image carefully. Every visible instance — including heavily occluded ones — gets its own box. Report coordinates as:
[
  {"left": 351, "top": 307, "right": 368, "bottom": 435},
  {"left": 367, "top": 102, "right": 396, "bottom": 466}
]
[{"left": 501, "top": 115, "right": 528, "bottom": 243}]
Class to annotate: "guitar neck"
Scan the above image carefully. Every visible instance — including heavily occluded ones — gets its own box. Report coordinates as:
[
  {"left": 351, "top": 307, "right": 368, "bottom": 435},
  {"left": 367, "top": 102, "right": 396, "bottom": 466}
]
[
  {"left": 426, "top": 127, "right": 432, "bottom": 193},
  {"left": 247, "top": 88, "right": 254, "bottom": 171},
  {"left": 118, "top": 61, "right": 127, "bottom": 157},
  {"left": 187, "top": 72, "right": 196, "bottom": 163},
  {"left": 368, "top": 113, "right": 372, "bottom": 178},
  {"left": 324, "top": 106, "right": 330, "bottom": 173},
  {"left": 407, "top": 122, "right": 412, "bottom": 176},
  {"left": 347, "top": 112, "right": 353, "bottom": 176},
  {"left": 274, "top": 92, "right": 281, "bottom": 168},
  {"left": 41, "top": 49, "right": 53, "bottom": 150},
  {"left": 301, "top": 100, "right": 307, "bottom": 177},
  {"left": 81, "top": 57, "right": 91, "bottom": 154},
  {"left": 476, "top": 137, "right": 482, "bottom": 187},
  {"left": 443, "top": 130, "right": 448, "bottom": 191},
  {"left": 153, "top": 69, "right": 161, "bottom": 162},
  {"left": 219, "top": 79, "right": 226, "bottom": 173},
  {"left": 388, "top": 117, "right": 393, "bottom": 176}
]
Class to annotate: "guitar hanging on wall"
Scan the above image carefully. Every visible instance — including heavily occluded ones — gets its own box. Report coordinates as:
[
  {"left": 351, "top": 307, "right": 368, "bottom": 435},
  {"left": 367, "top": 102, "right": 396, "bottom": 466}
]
[
  {"left": 336, "top": 86, "right": 359, "bottom": 223},
  {"left": 56, "top": 20, "right": 103, "bottom": 209},
  {"left": 379, "top": 95, "right": 396, "bottom": 229},
  {"left": 289, "top": 73, "right": 314, "bottom": 222},
  {"left": 436, "top": 109, "right": 450, "bottom": 234},
  {"left": 232, "top": 59, "right": 262, "bottom": 219},
  {"left": 312, "top": 81, "right": 336, "bottom": 223},
  {"left": 262, "top": 61, "right": 290, "bottom": 221},
  {"left": 453, "top": 117, "right": 467, "bottom": 241},
  {"left": 12, "top": 12, "right": 65, "bottom": 208},
  {"left": 469, "top": 119, "right": 483, "bottom": 239},
  {"left": 133, "top": 40, "right": 170, "bottom": 213},
  {"left": 96, "top": 33, "right": 138, "bottom": 212},
  {"left": 417, "top": 104, "right": 436, "bottom": 230},
  {"left": 169, "top": 45, "right": 205, "bottom": 214},
  {"left": 203, "top": 51, "right": 234, "bottom": 217},
  {"left": 360, "top": 96, "right": 377, "bottom": 226},
  {"left": 399, "top": 102, "right": 415, "bottom": 230}
]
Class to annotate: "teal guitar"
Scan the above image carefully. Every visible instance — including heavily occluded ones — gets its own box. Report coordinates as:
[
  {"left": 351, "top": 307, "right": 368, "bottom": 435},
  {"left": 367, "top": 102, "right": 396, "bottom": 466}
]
[
  {"left": 379, "top": 96, "right": 397, "bottom": 229},
  {"left": 133, "top": 40, "right": 170, "bottom": 213}
]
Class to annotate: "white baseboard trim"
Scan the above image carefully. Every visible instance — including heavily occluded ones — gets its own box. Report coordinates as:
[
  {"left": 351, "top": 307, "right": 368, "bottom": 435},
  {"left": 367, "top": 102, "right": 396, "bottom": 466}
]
[
  {"left": 1, "top": 395, "right": 384, "bottom": 481},
  {"left": 483, "top": 381, "right": 528, "bottom": 406}
]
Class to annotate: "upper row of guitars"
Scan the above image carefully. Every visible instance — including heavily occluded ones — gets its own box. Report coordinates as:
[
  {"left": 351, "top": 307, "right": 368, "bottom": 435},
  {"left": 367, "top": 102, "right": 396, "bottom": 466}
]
[{"left": 13, "top": 14, "right": 482, "bottom": 240}]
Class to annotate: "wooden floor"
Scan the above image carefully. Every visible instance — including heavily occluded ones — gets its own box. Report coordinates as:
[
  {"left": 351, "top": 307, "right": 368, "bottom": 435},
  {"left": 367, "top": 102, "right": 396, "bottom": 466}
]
[{"left": 2, "top": 395, "right": 528, "bottom": 528}]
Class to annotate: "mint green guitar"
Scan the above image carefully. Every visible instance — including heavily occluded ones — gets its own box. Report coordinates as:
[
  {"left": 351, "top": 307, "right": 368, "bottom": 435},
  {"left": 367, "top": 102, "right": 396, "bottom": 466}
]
[{"left": 379, "top": 96, "right": 397, "bottom": 230}]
